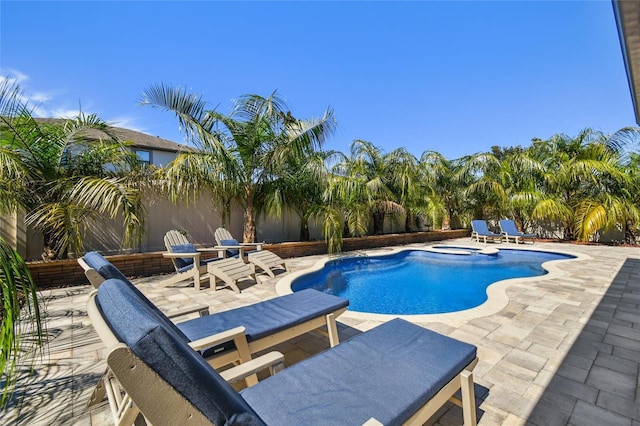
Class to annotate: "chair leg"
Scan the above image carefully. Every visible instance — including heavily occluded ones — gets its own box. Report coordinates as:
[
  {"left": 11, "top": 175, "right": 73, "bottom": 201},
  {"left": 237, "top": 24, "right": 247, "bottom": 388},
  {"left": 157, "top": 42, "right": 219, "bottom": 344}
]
[
  {"left": 460, "top": 370, "right": 477, "bottom": 426},
  {"left": 326, "top": 313, "right": 340, "bottom": 347},
  {"left": 193, "top": 268, "right": 200, "bottom": 291}
]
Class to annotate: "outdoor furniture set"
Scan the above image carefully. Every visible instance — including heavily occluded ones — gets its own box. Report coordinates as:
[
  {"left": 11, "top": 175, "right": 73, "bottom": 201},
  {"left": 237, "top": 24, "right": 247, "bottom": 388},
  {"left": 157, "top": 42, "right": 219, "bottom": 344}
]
[
  {"left": 79, "top": 250, "right": 480, "bottom": 425},
  {"left": 162, "top": 228, "right": 287, "bottom": 292}
]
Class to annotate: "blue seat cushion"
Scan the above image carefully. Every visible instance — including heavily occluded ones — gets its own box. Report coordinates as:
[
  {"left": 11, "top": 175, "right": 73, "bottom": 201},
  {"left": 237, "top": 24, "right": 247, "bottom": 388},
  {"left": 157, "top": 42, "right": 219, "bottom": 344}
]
[
  {"left": 176, "top": 257, "right": 220, "bottom": 273},
  {"left": 500, "top": 220, "right": 536, "bottom": 238},
  {"left": 83, "top": 251, "right": 130, "bottom": 283},
  {"left": 171, "top": 244, "right": 220, "bottom": 272},
  {"left": 472, "top": 220, "right": 501, "bottom": 236},
  {"left": 241, "top": 318, "right": 477, "bottom": 425},
  {"left": 177, "top": 289, "right": 349, "bottom": 358},
  {"left": 220, "top": 239, "right": 240, "bottom": 257},
  {"left": 96, "top": 279, "right": 265, "bottom": 425},
  {"left": 170, "top": 243, "right": 200, "bottom": 269}
]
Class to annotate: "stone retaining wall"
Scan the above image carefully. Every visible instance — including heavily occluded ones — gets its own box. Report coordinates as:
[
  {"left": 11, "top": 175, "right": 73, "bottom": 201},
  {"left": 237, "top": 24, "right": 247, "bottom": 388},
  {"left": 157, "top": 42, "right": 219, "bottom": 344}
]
[{"left": 28, "top": 229, "right": 470, "bottom": 289}]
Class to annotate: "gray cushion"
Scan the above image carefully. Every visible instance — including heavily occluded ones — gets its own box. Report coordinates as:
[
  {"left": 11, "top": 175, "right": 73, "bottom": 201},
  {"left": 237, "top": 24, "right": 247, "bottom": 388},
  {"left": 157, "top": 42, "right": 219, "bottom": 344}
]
[
  {"left": 177, "top": 289, "right": 349, "bottom": 358},
  {"left": 241, "top": 318, "right": 477, "bottom": 425},
  {"left": 96, "top": 279, "right": 265, "bottom": 425}
]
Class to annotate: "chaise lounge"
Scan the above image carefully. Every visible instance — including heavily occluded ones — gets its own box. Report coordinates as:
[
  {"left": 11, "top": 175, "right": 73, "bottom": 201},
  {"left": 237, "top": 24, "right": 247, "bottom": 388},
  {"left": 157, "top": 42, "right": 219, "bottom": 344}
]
[
  {"left": 471, "top": 219, "right": 503, "bottom": 243},
  {"left": 90, "top": 278, "right": 479, "bottom": 425},
  {"left": 499, "top": 219, "right": 536, "bottom": 244},
  {"left": 79, "top": 251, "right": 348, "bottom": 368},
  {"left": 79, "top": 251, "right": 349, "bottom": 422}
]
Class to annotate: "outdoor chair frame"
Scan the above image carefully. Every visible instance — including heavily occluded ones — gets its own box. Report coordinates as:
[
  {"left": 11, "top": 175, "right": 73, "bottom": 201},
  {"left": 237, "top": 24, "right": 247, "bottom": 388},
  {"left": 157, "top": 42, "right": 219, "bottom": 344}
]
[{"left": 89, "top": 278, "right": 479, "bottom": 426}]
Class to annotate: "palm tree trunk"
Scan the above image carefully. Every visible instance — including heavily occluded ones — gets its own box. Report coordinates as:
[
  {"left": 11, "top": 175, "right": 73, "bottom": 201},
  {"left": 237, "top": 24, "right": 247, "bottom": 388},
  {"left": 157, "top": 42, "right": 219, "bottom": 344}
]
[
  {"left": 405, "top": 211, "right": 414, "bottom": 233},
  {"left": 221, "top": 198, "right": 231, "bottom": 229},
  {"left": 625, "top": 219, "right": 636, "bottom": 245},
  {"left": 373, "top": 211, "right": 385, "bottom": 234},
  {"left": 243, "top": 189, "right": 256, "bottom": 243},
  {"left": 563, "top": 223, "right": 575, "bottom": 241},
  {"left": 42, "top": 231, "right": 58, "bottom": 261},
  {"left": 442, "top": 214, "right": 451, "bottom": 231},
  {"left": 343, "top": 220, "right": 351, "bottom": 238},
  {"left": 299, "top": 220, "right": 310, "bottom": 241}
]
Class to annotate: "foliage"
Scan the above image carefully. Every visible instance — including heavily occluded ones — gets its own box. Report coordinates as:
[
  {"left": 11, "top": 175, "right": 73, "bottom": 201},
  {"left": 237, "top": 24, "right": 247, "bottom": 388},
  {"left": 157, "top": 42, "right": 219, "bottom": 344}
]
[
  {"left": 417, "top": 151, "right": 470, "bottom": 230},
  {"left": 141, "top": 85, "right": 337, "bottom": 243},
  {"left": 528, "top": 128, "right": 639, "bottom": 241},
  {"left": 263, "top": 149, "right": 340, "bottom": 241},
  {"left": 0, "top": 78, "right": 149, "bottom": 260},
  {"left": 465, "top": 128, "right": 640, "bottom": 242},
  {"left": 0, "top": 236, "right": 43, "bottom": 408}
]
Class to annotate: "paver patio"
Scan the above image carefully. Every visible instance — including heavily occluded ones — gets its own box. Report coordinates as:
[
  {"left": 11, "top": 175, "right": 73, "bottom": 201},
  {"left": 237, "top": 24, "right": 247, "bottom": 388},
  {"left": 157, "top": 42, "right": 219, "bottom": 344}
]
[{"left": 1, "top": 238, "right": 639, "bottom": 425}]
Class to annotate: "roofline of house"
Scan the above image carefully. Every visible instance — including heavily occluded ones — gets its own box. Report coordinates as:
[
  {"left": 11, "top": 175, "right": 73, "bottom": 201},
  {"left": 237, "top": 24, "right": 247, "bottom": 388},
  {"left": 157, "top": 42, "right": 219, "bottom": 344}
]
[{"left": 612, "top": 0, "right": 640, "bottom": 125}]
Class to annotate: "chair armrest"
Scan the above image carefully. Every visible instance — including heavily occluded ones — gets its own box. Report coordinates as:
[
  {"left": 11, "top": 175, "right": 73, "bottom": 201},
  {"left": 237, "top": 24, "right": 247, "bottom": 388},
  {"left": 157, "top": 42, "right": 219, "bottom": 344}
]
[
  {"left": 163, "top": 252, "right": 200, "bottom": 258},
  {"left": 165, "top": 304, "right": 210, "bottom": 319},
  {"left": 188, "top": 326, "right": 247, "bottom": 352},
  {"left": 219, "top": 351, "right": 285, "bottom": 384},
  {"left": 238, "top": 242, "right": 264, "bottom": 250},
  {"left": 212, "top": 246, "right": 246, "bottom": 258}
]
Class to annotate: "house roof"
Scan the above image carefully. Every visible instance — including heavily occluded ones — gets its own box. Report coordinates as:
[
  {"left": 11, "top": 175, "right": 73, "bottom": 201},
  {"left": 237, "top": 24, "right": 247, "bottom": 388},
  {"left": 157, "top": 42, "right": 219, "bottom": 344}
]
[
  {"left": 613, "top": 0, "right": 640, "bottom": 124},
  {"left": 34, "top": 118, "right": 191, "bottom": 153}
]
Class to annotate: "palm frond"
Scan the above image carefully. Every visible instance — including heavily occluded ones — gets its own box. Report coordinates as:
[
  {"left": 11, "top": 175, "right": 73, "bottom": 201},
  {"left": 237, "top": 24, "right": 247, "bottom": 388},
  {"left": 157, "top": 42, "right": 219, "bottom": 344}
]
[
  {"left": 0, "top": 237, "right": 44, "bottom": 407},
  {"left": 70, "top": 177, "right": 145, "bottom": 250}
]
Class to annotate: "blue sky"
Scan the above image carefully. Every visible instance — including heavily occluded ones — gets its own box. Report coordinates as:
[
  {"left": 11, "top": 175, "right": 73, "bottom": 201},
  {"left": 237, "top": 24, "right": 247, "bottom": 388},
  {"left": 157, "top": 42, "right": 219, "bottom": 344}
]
[{"left": 1, "top": 1, "right": 635, "bottom": 160}]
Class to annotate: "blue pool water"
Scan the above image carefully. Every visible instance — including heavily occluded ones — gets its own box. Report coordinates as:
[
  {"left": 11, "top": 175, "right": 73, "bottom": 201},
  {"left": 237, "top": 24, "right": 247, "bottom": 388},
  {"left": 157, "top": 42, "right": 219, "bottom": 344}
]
[{"left": 291, "top": 249, "right": 574, "bottom": 315}]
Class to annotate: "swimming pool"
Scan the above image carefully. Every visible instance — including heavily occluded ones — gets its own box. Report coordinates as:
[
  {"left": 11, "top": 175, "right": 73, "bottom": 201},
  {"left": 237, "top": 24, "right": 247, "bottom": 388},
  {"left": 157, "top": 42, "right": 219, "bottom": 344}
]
[{"left": 290, "top": 248, "right": 575, "bottom": 315}]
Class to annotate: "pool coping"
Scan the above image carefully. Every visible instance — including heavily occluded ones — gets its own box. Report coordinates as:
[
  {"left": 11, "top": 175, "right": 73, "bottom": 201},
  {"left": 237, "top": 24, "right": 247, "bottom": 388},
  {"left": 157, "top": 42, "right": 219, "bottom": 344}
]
[{"left": 275, "top": 244, "right": 590, "bottom": 323}]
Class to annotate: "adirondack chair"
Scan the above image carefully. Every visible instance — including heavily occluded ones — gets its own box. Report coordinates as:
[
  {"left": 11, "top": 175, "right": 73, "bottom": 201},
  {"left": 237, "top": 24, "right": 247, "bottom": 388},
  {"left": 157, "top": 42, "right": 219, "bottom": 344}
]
[
  {"left": 163, "top": 230, "right": 255, "bottom": 292},
  {"left": 214, "top": 227, "right": 288, "bottom": 278}
]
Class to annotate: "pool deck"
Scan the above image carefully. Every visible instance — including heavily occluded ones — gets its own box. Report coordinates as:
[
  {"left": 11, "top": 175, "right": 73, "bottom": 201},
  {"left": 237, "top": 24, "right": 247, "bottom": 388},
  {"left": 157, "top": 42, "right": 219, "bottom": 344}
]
[{"left": 2, "top": 238, "right": 640, "bottom": 425}]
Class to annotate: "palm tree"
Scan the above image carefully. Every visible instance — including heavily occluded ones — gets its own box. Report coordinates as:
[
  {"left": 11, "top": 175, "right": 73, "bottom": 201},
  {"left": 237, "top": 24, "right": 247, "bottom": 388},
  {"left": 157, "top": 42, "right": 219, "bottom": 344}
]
[
  {"left": 458, "top": 152, "right": 506, "bottom": 221},
  {"left": 263, "top": 149, "right": 339, "bottom": 241},
  {"left": 0, "top": 80, "right": 149, "bottom": 260},
  {"left": 326, "top": 140, "right": 404, "bottom": 236},
  {"left": 528, "top": 128, "right": 639, "bottom": 241},
  {"left": 417, "top": 151, "right": 470, "bottom": 230},
  {"left": 385, "top": 147, "right": 428, "bottom": 232},
  {"left": 460, "top": 150, "right": 544, "bottom": 232},
  {"left": 621, "top": 153, "right": 640, "bottom": 244},
  {"left": 141, "top": 85, "right": 337, "bottom": 242}
]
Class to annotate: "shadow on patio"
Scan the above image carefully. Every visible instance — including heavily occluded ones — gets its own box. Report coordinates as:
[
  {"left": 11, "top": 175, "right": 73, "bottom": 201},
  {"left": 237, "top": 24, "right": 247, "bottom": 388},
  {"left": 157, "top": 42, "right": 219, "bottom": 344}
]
[{"left": 527, "top": 257, "right": 640, "bottom": 425}]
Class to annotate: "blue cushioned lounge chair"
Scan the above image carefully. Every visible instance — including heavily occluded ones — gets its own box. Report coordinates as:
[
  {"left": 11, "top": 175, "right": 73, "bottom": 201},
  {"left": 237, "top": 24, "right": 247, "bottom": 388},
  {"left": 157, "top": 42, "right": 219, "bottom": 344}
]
[
  {"left": 499, "top": 219, "right": 536, "bottom": 244},
  {"left": 79, "top": 251, "right": 348, "bottom": 368},
  {"left": 80, "top": 251, "right": 349, "bottom": 422},
  {"left": 89, "top": 278, "right": 478, "bottom": 426},
  {"left": 471, "top": 220, "right": 503, "bottom": 243}
]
